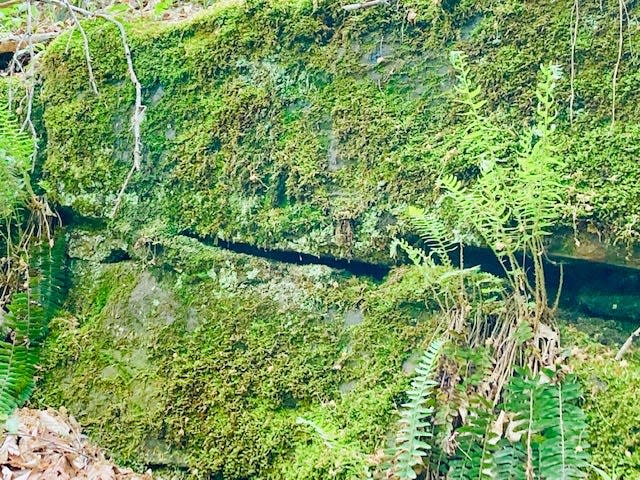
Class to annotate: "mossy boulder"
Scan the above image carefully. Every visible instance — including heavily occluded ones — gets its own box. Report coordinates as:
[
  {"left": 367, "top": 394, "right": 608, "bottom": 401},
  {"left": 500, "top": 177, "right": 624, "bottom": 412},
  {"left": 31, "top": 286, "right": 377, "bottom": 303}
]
[
  {"left": 34, "top": 231, "right": 436, "bottom": 478},
  {"left": 569, "top": 329, "right": 640, "bottom": 479},
  {"left": 35, "top": 0, "right": 640, "bottom": 263},
  {"left": 33, "top": 230, "right": 640, "bottom": 478},
  {"left": 28, "top": 0, "right": 640, "bottom": 477}
]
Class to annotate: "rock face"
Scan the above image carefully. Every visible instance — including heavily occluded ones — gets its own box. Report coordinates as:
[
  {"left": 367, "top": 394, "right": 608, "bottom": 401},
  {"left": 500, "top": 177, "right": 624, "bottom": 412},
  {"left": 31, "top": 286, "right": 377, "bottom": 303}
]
[
  {"left": 34, "top": 231, "right": 435, "bottom": 479},
  {"left": 36, "top": 0, "right": 640, "bottom": 264},
  {"left": 29, "top": 0, "right": 640, "bottom": 478}
]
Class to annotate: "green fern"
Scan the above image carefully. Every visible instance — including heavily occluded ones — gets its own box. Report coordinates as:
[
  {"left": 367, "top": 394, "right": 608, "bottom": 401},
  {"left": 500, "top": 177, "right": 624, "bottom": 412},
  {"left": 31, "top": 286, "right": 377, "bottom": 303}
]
[
  {"left": 0, "top": 236, "right": 67, "bottom": 417},
  {"left": 502, "top": 370, "right": 590, "bottom": 479},
  {"left": 448, "top": 395, "right": 499, "bottom": 480},
  {"left": 391, "top": 338, "right": 444, "bottom": 480},
  {"left": 450, "top": 370, "right": 590, "bottom": 480},
  {"left": 404, "top": 206, "right": 455, "bottom": 269},
  {"left": 0, "top": 95, "right": 32, "bottom": 219}
]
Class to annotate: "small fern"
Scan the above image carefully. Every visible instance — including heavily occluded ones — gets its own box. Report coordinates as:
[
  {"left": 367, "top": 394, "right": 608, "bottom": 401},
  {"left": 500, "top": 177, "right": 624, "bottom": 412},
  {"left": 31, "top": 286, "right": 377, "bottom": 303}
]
[
  {"left": 502, "top": 370, "right": 590, "bottom": 479},
  {"left": 448, "top": 395, "right": 498, "bottom": 480},
  {"left": 404, "top": 206, "right": 455, "bottom": 269},
  {"left": 391, "top": 338, "right": 444, "bottom": 480},
  {"left": 0, "top": 236, "right": 67, "bottom": 417},
  {"left": 0, "top": 98, "right": 33, "bottom": 219}
]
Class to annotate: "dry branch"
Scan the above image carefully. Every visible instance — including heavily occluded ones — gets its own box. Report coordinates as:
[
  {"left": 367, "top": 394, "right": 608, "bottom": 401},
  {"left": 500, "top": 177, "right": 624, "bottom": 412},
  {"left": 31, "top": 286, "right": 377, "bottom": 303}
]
[
  {"left": 0, "top": 0, "right": 23, "bottom": 8},
  {"left": 342, "top": 0, "right": 387, "bottom": 11},
  {"left": 615, "top": 325, "right": 640, "bottom": 361},
  {"left": 60, "top": 0, "right": 98, "bottom": 94},
  {"left": 0, "top": 32, "right": 59, "bottom": 54}
]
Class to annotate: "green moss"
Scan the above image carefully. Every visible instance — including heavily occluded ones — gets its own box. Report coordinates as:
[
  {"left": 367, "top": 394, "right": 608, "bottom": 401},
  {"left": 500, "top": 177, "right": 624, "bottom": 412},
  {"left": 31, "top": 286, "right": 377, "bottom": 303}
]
[
  {"left": 34, "top": 236, "right": 437, "bottom": 478},
  {"left": 36, "top": 0, "right": 640, "bottom": 260},
  {"left": 568, "top": 329, "right": 640, "bottom": 479}
]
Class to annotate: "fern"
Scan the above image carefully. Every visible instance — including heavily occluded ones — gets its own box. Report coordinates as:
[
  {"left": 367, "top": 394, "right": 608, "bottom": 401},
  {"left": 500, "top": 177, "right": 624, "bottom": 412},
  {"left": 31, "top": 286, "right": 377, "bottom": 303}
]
[
  {"left": 392, "top": 338, "right": 444, "bottom": 480},
  {"left": 448, "top": 396, "right": 498, "bottom": 480},
  {"left": 0, "top": 95, "right": 33, "bottom": 219},
  {"left": 448, "top": 371, "right": 590, "bottom": 480},
  {"left": 0, "top": 236, "right": 67, "bottom": 417},
  {"left": 404, "top": 206, "right": 455, "bottom": 269},
  {"left": 500, "top": 371, "right": 588, "bottom": 480}
]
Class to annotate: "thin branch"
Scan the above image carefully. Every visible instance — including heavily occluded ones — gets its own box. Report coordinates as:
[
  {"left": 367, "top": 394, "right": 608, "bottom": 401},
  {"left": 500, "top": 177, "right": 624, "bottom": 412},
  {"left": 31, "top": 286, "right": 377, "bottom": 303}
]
[
  {"left": 60, "top": 0, "right": 98, "bottom": 94},
  {"left": 0, "top": 32, "right": 59, "bottom": 53},
  {"left": 0, "top": 0, "right": 23, "bottom": 8},
  {"left": 110, "top": 162, "right": 136, "bottom": 219},
  {"left": 612, "top": 0, "right": 625, "bottom": 127},
  {"left": 615, "top": 325, "right": 640, "bottom": 361},
  {"left": 342, "top": 0, "right": 387, "bottom": 11}
]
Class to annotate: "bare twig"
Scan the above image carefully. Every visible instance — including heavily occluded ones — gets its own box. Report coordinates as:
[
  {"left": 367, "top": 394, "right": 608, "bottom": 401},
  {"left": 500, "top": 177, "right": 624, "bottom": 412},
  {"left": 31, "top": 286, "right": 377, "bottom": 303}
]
[
  {"left": 615, "top": 325, "right": 640, "bottom": 361},
  {"left": 110, "top": 162, "right": 136, "bottom": 220},
  {"left": 0, "top": 0, "right": 23, "bottom": 8},
  {"left": 0, "top": 32, "right": 60, "bottom": 54},
  {"left": 60, "top": 0, "right": 98, "bottom": 94},
  {"left": 612, "top": 0, "right": 625, "bottom": 127},
  {"left": 342, "top": 0, "right": 387, "bottom": 11}
]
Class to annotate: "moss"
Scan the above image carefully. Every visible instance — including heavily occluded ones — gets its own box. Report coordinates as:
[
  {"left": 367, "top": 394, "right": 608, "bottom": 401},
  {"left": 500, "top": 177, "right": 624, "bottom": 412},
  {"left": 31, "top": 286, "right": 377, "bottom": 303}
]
[
  {"left": 567, "top": 328, "right": 640, "bottom": 478},
  {"left": 34, "top": 235, "right": 437, "bottom": 478},
  {"left": 36, "top": 0, "right": 640, "bottom": 261}
]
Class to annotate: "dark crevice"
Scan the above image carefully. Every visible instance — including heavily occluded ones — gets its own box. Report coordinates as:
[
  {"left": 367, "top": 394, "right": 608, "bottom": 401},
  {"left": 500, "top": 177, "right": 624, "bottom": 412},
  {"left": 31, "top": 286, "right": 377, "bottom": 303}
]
[
  {"left": 181, "top": 231, "right": 640, "bottom": 324},
  {"left": 180, "top": 231, "right": 391, "bottom": 280},
  {"left": 0, "top": 52, "right": 13, "bottom": 71},
  {"left": 102, "top": 248, "right": 132, "bottom": 264}
]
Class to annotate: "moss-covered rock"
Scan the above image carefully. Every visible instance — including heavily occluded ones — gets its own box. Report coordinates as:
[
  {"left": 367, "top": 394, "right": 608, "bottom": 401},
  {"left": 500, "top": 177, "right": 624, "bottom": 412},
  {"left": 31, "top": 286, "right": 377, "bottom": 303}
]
[
  {"left": 34, "top": 232, "right": 436, "bottom": 478},
  {"left": 568, "top": 328, "right": 640, "bottom": 479},
  {"left": 35, "top": 0, "right": 640, "bottom": 262},
  {"left": 29, "top": 0, "right": 640, "bottom": 477}
]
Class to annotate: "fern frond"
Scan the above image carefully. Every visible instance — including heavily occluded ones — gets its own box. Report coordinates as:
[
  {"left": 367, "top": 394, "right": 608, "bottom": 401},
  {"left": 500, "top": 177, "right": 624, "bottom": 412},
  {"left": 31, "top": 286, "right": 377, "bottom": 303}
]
[
  {"left": 0, "top": 235, "right": 67, "bottom": 417},
  {"left": 0, "top": 96, "right": 32, "bottom": 219},
  {"left": 537, "top": 379, "right": 590, "bottom": 479},
  {"left": 404, "top": 206, "right": 455, "bottom": 268},
  {"left": 392, "top": 338, "right": 444, "bottom": 480},
  {"left": 0, "top": 342, "right": 38, "bottom": 415},
  {"left": 0, "top": 93, "right": 33, "bottom": 166},
  {"left": 501, "top": 370, "right": 590, "bottom": 480},
  {"left": 493, "top": 443, "right": 527, "bottom": 480},
  {"left": 448, "top": 396, "right": 497, "bottom": 480}
]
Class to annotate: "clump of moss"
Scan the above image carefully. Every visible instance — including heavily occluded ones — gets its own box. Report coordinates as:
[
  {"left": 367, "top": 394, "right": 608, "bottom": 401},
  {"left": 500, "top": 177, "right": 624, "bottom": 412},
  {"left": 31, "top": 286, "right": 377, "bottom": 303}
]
[
  {"left": 35, "top": 236, "right": 437, "bottom": 479},
  {"left": 565, "top": 326, "right": 640, "bottom": 478}
]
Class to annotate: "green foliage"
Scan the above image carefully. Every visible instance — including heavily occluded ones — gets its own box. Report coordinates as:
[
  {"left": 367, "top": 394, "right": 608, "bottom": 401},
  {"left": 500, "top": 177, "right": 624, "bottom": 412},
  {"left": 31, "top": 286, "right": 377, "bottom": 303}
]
[
  {"left": 404, "top": 207, "right": 455, "bottom": 269},
  {"left": 448, "top": 396, "right": 498, "bottom": 480},
  {"left": 0, "top": 236, "right": 66, "bottom": 417},
  {"left": 404, "top": 53, "right": 565, "bottom": 316},
  {"left": 391, "top": 338, "right": 444, "bottom": 480},
  {"left": 0, "top": 98, "right": 33, "bottom": 219},
  {"left": 450, "top": 369, "right": 590, "bottom": 479},
  {"left": 441, "top": 53, "right": 564, "bottom": 270},
  {"left": 398, "top": 53, "right": 590, "bottom": 480}
]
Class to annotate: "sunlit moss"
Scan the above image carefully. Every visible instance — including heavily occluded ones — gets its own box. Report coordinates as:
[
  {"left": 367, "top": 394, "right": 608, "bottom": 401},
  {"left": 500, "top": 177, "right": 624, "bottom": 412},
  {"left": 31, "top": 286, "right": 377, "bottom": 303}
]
[{"left": 567, "top": 327, "right": 640, "bottom": 479}]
